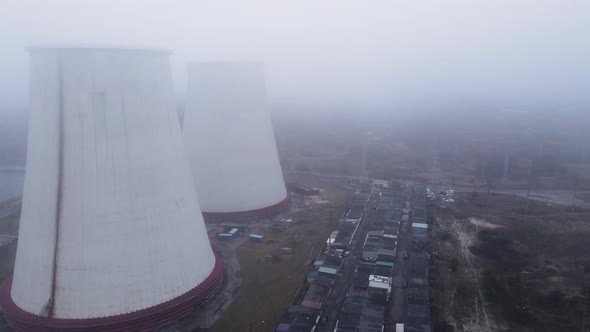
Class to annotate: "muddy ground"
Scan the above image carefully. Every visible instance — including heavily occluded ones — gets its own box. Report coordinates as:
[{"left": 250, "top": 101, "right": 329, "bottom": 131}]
[{"left": 431, "top": 192, "right": 590, "bottom": 332}]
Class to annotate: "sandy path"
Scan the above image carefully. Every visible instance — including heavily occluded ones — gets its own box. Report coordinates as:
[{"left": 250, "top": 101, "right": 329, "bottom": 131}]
[{"left": 436, "top": 217, "right": 500, "bottom": 332}]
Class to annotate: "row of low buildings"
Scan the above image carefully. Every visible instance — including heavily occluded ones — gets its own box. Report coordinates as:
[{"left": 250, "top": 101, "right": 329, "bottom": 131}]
[
  {"left": 276, "top": 188, "right": 372, "bottom": 332},
  {"left": 338, "top": 182, "right": 433, "bottom": 332},
  {"left": 405, "top": 186, "right": 432, "bottom": 332},
  {"left": 337, "top": 266, "right": 393, "bottom": 332},
  {"left": 275, "top": 181, "right": 435, "bottom": 332},
  {"left": 334, "top": 186, "right": 406, "bottom": 332}
]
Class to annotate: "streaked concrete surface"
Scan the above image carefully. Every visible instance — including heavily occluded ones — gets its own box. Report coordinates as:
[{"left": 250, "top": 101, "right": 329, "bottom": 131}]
[{"left": 11, "top": 48, "right": 216, "bottom": 319}]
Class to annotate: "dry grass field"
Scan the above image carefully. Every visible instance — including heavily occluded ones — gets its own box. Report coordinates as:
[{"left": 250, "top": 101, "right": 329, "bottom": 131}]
[
  {"left": 431, "top": 192, "right": 590, "bottom": 332},
  {"left": 208, "top": 175, "right": 351, "bottom": 332}
]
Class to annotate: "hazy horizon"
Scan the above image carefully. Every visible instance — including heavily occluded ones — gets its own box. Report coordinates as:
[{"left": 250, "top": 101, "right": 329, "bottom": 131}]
[{"left": 1, "top": 0, "right": 590, "bottom": 114}]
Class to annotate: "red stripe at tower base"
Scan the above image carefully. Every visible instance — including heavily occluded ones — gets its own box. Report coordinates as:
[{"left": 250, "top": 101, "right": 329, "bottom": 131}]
[
  {"left": 202, "top": 195, "right": 290, "bottom": 223},
  {"left": 0, "top": 252, "right": 224, "bottom": 332}
]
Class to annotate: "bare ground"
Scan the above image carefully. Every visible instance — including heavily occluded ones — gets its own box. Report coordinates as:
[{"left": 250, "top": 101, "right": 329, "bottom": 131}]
[
  {"left": 207, "top": 174, "right": 351, "bottom": 332},
  {"left": 434, "top": 216, "right": 500, "bottom": 332},
  {"left": 431, "top": 192, "right": 590, "bottom": 332}
]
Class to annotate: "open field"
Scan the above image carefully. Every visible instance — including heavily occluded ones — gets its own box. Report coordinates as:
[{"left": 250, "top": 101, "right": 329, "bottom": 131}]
[
  {"left": 0, "top": 211, "right": 19, "bottom": 235},
  {"left": 208, "top": 175, "right": 351, "bottom": 332},
  {"left": 431, "top": 192, "right": 590, "bottom": 332}
]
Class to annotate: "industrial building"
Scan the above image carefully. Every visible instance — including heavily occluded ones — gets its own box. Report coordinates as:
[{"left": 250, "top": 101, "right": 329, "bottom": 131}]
[
  {"left": 411, "top": 223, "right": 429, "bottom": 235},
  {"left": 0, "top": 47, "right": 223, "bottom": 332},
  {"left": 183, "top": 62, "right": 288, "bottom": 222},
  {"left": 372, "top": 179, "right": 389, "bottom": 188},
  {"left": 362, "top": 229, "right": 397, "bottom": 263}
]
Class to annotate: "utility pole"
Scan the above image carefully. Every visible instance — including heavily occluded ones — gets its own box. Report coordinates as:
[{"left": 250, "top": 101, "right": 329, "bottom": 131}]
[
  {"left": 360, "top": 141, "right": 368, "bottom": 183},
  {"left": 486, "top": 177, "right": 492, "bottom": 212},
  {"left": 327, "top": 204, "right": 334, "bottom": 252},
  {"left": 572, "top": 176, "right": 578, "bottom": 213},
  {"left": 485, "top": 167, "right": 492, "bottom": 211},
  {"left": 431, "top": 138, "right": 440, "bottom": 195},
  {"left": 432, "top": 153, "right": 439, "bottom": 188},
  {"left": 503, "top": 152, "right": 510, "bottom": 183}
]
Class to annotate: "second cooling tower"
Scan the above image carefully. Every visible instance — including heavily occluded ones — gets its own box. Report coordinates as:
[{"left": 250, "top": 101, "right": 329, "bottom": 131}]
[{"left": 183, "top": 62, "right": 288, "bottom": 222}]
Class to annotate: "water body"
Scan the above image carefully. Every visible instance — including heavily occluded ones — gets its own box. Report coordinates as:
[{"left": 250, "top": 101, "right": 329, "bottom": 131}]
[{"left": 0, "top": 171, "right": 25, "bottom": 201}]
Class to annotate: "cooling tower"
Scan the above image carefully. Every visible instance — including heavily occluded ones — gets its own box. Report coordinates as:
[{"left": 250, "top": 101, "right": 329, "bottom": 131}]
[
  {"left": 183, "top": 62, "right": 288, "bottom": 222},
  {"left": 0, "top": 47, "right": 223, "bottom": 332}
]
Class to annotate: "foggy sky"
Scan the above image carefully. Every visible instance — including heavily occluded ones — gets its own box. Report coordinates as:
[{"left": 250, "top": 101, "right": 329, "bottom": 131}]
[{"left": 1, "top": 0, "right": 589, "bottom": 114}]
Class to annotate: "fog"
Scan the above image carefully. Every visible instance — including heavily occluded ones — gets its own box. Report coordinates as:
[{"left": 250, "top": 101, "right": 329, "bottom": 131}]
[
  {"left": 1, "top": 0, "right": 589, "bottom": 114},
  {"left": 2, "top": 3, "right": 590, "bottom": 330}
]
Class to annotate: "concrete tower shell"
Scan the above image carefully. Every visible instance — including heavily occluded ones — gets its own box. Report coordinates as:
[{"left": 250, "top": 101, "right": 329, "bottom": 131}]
[
  {"left": 0, "top": 48, "right": 223, "bottom": 332},
  {"left": 183, "top": 62, "right": 288, "bottom": 222}
]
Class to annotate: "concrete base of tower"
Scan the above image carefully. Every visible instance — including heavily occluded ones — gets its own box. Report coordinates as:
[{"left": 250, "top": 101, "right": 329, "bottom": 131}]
[
  {"left": 201, "top": 195, "right": 290, "bottom": 223},
  {"left": 0, "top": 252, "right": 224, "bottom": 332}
]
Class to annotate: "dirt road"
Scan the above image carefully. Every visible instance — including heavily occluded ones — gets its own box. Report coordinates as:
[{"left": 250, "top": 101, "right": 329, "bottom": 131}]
[{"left": 435, "top": 216, "right": 500, "bottom": 332}]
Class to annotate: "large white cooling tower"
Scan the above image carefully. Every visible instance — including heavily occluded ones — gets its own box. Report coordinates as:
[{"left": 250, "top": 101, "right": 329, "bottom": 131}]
[
  {"left": 183, "top": 62, "right": 288, "bottom": 222},
  {"left": 0, "top": 47, "right": 223, "bottom": 332}
]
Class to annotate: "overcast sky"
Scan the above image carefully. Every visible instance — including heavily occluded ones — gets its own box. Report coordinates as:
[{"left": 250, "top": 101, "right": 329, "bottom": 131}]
[{"left": 1, "top": 0, "right": 589, "bottom": 114}]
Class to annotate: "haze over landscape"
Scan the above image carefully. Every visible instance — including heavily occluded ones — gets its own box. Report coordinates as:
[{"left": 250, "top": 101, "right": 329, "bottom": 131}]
[
  {"left": 1, "top": 0, "right": 589, "bottom": 113},
  {"left": 1, "top": 2, "right": 590, "bottom": 332}
]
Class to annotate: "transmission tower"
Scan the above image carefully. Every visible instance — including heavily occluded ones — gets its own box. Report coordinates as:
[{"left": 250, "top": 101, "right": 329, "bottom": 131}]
[{"left": 360, "top": 141, "right": 368, "bottom": 182}]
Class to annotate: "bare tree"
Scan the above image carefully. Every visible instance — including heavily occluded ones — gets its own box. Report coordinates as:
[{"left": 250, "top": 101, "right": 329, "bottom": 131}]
[{"left": 503, "top": 152, "right": 510, "bottom": 183}]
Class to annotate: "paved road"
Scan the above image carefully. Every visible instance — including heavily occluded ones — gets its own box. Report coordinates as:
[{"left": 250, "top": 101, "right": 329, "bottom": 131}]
[
  {"left": 385, "top": 187, "right": 412, "bottom": 331},
  {"left": 319, "top": 186, "right": 416, "bottom": 332},
  {"left": 387, "top": 235, "right": 410, "bottom": 331},
  {"left": 288, "top": 171, "right": 590, "bottom": 209},
  {"left": 287, "top": 170, "right": 364, "bottom": 182},
  {"left": 449, "top": 187, "right": 590, "bottom": 209}
]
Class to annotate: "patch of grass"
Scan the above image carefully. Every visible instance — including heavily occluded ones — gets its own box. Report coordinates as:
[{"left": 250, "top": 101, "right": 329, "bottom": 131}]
[
  {"left": 0, "top": 212, "right": 19, "bottom": 235},
  {"left": 209, "top": 175, "right": 351, "bottom": 332},
  {"left": 0, "top": 212, "right": 19, "bottom": 282},
  {"left": 0, "top": 242, "right": 17, "bottom": 281}
]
